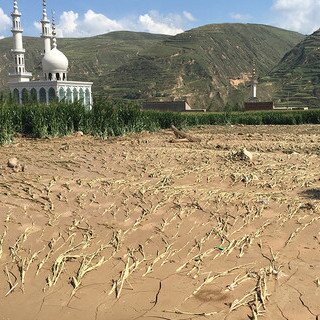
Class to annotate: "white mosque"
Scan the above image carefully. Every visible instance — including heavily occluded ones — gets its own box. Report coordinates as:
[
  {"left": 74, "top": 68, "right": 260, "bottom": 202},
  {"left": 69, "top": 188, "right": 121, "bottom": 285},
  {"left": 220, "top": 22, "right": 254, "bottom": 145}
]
[{"left": 8, "top": 0, "right": 93, "bottom": 107}]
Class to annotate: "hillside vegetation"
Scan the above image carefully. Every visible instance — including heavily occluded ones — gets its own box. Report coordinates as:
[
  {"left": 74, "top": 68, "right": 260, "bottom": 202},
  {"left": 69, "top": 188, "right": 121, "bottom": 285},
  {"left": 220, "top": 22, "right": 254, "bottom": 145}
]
[
  {"left": 0, "top": 24, "right": 304, "bottom": 109},
  {"left": 269, "top": 28, "right": 320, "bottom": 108}
]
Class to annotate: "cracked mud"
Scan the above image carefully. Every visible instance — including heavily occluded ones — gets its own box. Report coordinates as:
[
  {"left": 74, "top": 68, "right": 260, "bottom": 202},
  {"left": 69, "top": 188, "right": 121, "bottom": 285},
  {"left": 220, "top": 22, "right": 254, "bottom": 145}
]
[{"left": 0, "top": 125, "right": 319, "bottom": 320}]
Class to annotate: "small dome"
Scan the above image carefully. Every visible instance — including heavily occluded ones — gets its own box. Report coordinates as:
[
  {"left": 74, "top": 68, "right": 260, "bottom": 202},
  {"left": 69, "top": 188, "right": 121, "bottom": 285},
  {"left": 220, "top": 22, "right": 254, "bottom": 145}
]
[{"left": 42, "top": 47, "right": 68, "bottom": 73}]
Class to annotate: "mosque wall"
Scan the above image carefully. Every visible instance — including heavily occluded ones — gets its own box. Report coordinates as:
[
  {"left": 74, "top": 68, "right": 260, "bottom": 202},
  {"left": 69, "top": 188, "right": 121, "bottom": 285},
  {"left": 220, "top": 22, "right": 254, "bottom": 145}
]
[{"left": 9, "top": 81, "right": 93, "bottom": 108}]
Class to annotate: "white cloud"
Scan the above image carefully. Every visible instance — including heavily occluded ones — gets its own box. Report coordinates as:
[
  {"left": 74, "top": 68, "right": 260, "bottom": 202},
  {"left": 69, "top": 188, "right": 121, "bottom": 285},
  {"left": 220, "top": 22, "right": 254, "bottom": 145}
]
[
  {"left": 138, "top": 11, "right": 184, "bottom": 35},
  {"left": 183, "top": 11, "right": 196, "bottom": 22},
  {"left": 82, "top": 10, "right": 124, "bottom": 35},
  {"left": 34, "top": 9, "right": 193, "bottom": 37},
  {"left": 58, "top": 11, "right": 79, "bottom": 36},
  {"left": 0, "top": 35, "right": 4, "bottom": 39},
  {"left": 273, "top": 0, "right": 320, "bottom": 34},
  {"left": 56, "top": 10, "right": 124, "bottom": 37},
  {"left": 230, "top": 12, "right": 251, "bottom": 22},
  {"left": 0, "top": 7, "right": 11, "bottom": 33},
  {"left": 34, "top": 21, "right": 41, "bottom": 33}
]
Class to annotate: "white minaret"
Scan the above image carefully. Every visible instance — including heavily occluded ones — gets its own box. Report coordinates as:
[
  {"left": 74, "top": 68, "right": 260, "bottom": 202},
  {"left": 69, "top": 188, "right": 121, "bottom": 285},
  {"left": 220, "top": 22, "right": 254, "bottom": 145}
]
[
  {"left": 41, "top": 0, "right": 51, "bottom": 54},
  {"left": 42, "top": 11, "right": 69, "bottom": 81},
  {"left": 251, "top": 65, "right": 258, "bottom": 100},
  {"left": 8, "top": 0, "right": 32, "bottom": 83}
]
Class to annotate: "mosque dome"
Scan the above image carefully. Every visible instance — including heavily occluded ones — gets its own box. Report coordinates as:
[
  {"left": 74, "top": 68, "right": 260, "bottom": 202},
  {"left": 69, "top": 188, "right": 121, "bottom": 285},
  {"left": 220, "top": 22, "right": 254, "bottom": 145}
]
[{"left": 42, "top": 47, "right": 69, "bottom": 73}]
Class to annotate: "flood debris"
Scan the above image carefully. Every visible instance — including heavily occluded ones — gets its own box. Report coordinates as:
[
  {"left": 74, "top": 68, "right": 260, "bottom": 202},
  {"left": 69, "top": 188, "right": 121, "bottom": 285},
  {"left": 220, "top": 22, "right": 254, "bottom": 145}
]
[
  {"left": 228, "top": 148, "right": 253, "bottom": 161},
  {"left": 7, "top": 157, "right": 25, "bottom": 172},
  {"left": 171, "top": 125, "right": 201, "bottom": 142}
]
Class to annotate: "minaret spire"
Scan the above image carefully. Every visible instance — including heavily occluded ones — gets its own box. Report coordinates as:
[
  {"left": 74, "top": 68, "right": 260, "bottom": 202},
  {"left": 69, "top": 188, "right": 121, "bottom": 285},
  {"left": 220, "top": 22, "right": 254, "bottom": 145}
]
[
  {"left": 9, "top": 0, "right": 32, "bottom": 83},
  {"left": 251, "top": 61, "right": 258, "bottom": 101},
  {"left": 41, "top": 0, "right": 51, "bottom": 53},
  {"left": 13, "top": 0, "right": 18, "bottom": 14},
  {"left": 43, "top": 0, "right": 47, "bottom": 17},
  {"left": 51, "top": 10, "right": 57, "bottom": 49}
]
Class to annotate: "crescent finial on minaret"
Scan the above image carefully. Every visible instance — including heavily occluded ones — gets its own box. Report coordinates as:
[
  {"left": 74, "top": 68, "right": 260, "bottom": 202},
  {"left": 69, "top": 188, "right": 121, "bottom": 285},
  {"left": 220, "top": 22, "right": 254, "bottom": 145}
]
[{"left": 13, "top": 0, "right": 19, "bottom": 14}]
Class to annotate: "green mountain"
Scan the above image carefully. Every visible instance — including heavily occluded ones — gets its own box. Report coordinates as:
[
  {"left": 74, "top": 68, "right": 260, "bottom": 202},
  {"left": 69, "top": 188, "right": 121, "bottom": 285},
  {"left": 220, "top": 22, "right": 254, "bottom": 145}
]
[
  {"left": 0, "top": 24, "right": 304, "bottom": 109},
  {"left": 0, "top": 31, "right": 169, "bottom": 87},
  {"left": 268, "top": 29, "right": 320, "bottom": 108}
]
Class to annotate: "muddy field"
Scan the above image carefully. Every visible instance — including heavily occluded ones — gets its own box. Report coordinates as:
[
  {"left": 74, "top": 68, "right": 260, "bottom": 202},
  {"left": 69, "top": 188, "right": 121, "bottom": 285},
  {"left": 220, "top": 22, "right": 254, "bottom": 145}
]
[{"left": 0, "top": 125, "right": 319, "bottom": 320}]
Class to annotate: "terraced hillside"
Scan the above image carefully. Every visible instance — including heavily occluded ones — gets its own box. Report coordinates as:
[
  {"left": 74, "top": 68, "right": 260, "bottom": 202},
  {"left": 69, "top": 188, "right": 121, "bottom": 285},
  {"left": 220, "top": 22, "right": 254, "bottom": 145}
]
[
  {"left": 110, "top": 24, "right": 304, "bottom": 109},
  {"left": 269, "top": 29, "right": 320, "bottom": 108},
  {"left": 0, "top": 24, "right": 304, "bottom": 109}
]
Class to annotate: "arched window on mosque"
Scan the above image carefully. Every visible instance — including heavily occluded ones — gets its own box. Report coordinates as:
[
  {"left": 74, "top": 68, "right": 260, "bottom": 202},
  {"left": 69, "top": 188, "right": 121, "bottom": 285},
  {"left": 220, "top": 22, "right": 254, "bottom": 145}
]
[
  {"left": 73, "top": 88, "right": 78, "bottom": 102},
  {"left": 13, "top": 88, "right": 20, "bottom": 104},
  {"left": 85, "top": 89, "right": 90, "bottom": 107},
  {"left": 63, "top": 73, "right": 66, "bottom": 81},
  {"left": 21, "top": 88, "right": 29, "bottom": 104},
  {"left": 66, "top": 88, "right": 72, "bottom": 103},
  {"left": 56, "top": 73, "right": 60, "bottom": 81},
  {"left": 59, "top": 88, "right": 66, "bottom": 101},
  {"left": 39, "top": 88, "right": 47, "bottom": 103},
  {"left": 48, "top": 73, "right": 52, "bottom": 81},
  {"left": 30, "top": 88, "right": 37, "bottom": 103},
  {"left": 48, "top": 88, "right": 56, "bottom": 102},
  {"left": 79, "top": 88, "right": 84, "bottom": 104}
]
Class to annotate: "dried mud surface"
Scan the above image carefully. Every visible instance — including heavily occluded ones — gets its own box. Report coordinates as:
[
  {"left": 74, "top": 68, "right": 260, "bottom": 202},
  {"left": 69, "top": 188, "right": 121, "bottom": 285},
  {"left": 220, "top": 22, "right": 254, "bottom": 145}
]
[{"left": 0, "top": 125, "right": 319, "bottom": 320}]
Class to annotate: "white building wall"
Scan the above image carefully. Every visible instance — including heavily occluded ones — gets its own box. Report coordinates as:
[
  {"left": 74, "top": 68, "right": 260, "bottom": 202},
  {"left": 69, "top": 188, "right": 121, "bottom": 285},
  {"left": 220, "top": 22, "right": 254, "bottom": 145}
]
[
  {"left": 9, "top": 80, "right": 93, "bottom": 108},
  {"left": 14, "top": 32, "right": 23, "bottom": 50},
  {"left": 43, "top": 38, "right": 51, "bottom": 54}
]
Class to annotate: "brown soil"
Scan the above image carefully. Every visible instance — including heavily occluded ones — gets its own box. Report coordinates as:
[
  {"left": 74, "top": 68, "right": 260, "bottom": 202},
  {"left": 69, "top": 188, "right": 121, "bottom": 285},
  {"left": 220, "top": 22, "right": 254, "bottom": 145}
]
[
  {"left": 229, "top": 73, "right": 250, "bottom": 88},
  {"left": 0, "top": 125, "right": 319, "bottom": 320}
]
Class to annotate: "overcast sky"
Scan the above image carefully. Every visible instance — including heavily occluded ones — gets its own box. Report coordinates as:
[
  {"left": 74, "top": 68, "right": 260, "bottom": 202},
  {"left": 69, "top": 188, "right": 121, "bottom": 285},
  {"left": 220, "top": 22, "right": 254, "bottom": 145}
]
[{"left": 0, "top": 0, "right": 319, "bottom": 39}]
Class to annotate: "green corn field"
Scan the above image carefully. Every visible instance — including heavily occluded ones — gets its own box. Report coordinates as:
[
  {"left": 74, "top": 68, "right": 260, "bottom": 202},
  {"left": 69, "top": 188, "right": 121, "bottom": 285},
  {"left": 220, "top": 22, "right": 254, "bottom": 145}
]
[{"left": 1, "top": 98, "right": 320, "bottom": 145}]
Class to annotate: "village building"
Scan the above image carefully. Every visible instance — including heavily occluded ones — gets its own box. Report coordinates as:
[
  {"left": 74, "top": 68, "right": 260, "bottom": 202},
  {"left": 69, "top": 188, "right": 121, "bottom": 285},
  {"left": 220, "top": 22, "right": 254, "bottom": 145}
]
[
  {"left": 143, "top": 101, "right": 192, "bottom": 112},
  {"left": 8, "top": 0, "right": 93, "bottom": 107},
  {"left": 143, "top": 101, "right": 206, "bottom": 112}
]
